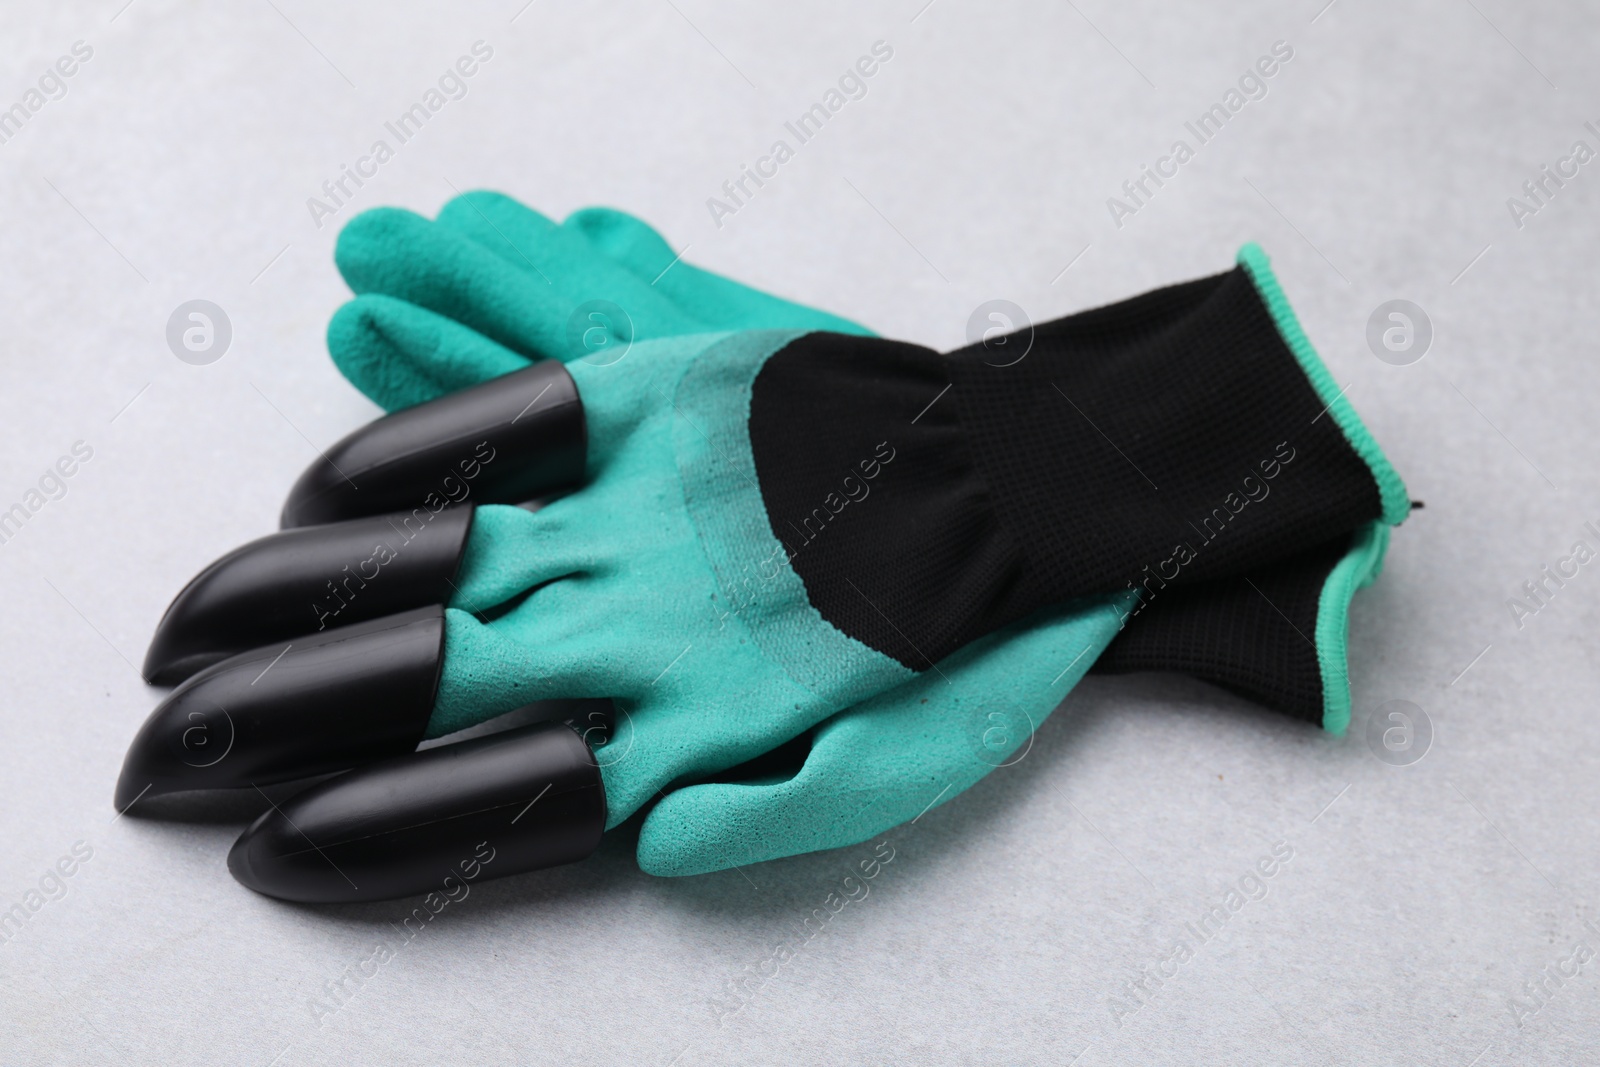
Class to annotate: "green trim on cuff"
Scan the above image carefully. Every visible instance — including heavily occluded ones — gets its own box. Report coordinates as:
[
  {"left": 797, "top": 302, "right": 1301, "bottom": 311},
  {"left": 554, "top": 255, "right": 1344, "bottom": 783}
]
[
  {"left": 1315, "top": 520, "right": 1389, "bottom": 735},
  {"left": 1236, "top": 243, "right": 1410, "bottom": 527}
]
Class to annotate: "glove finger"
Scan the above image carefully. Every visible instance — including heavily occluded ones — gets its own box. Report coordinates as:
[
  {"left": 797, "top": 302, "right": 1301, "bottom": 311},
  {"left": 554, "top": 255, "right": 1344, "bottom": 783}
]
[
  {"left": 635, "top": 596, "right": 1127, "bottom": 877},
  {"left": 565, "top": 205, "right": 874, "bottom": 337},
  {"left": 335, "top": 207, "right": 581, "bottom": 363},
  {"left": 328, "top": 294, "right": 532, "bottom": 411},
  {"left": 283, "top": 343, "right": 582, "bottom": 528},
  {"left": 227, "top": 715, "right": 606, "bottom": 904},
  {"left": 435, "top": 192, "right": 702, "bottom": 332},
  {"left": 438, "top": 195, "right": 871, "bottom": 337},
  {"left": 434, "top": 562, "right": 837, "bottom": 827},
  {"left": 143, "top": 505, "right": 476, "bottom": 685},
  {"left": 428, "top": 603, "right": 624, "bottom": 739},
  {"left": 118, "top": 605, "right": 448, "bottom": 806},
  {"left": 434, "top": 190, "right": 574, "bottom": 276},
  {"left": 561, "top": 206, "right": 680, "bottom": 276},
  {"left": 432, "top": 479, "right": 693, "bottom": 739},
  {"left": 596, "top": 681, "right": 832, "bottom": 833}
]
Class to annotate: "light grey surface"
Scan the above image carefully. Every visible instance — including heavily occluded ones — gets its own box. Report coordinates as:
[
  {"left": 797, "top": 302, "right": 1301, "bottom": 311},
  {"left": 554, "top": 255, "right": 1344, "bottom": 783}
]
[{"left": 0, "top": 1, "right": 1596, "bottom": 1063}]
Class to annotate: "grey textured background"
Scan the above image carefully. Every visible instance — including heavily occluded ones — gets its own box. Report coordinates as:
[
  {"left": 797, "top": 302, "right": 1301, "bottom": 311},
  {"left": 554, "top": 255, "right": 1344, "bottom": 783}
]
[{"left": 1, "top": 1, "right": 1596, "bottom": 1064}]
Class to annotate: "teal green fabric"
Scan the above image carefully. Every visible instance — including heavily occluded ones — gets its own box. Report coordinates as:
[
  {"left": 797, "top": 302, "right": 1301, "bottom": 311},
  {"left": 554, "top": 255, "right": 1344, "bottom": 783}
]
[
  {"left": 636, "top": 595, "right": 1128, "bottom": 876},
  {"left": 1314, "top": 520, "right": 1391, "bottom": 735}
]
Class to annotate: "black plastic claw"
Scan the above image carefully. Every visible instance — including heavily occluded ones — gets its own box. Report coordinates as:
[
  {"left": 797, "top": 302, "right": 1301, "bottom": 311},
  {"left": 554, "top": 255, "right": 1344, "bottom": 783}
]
[
  {"left": 115, "top": 606, "right": 445, "bottom": 811},
  {"left": 143, "top": 506, "right": 474, "bottom": 686},
  {"left": 228, "top": 720, "right": 606, "bottom": 904},
  {"left": 281, "top": 360, "right": 585, "bottom": 529}
]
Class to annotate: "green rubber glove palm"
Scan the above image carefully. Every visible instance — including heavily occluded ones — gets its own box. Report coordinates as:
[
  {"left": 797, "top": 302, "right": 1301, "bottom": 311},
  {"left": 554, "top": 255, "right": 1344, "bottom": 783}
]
[{"left": 327, "top": 193, "right": 1130, "bottom": 876}]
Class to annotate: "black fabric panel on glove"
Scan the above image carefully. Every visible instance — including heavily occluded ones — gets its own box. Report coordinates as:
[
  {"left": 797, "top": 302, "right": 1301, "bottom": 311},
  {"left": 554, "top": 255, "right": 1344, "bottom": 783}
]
[
  {"left": 1091, "top": 533, "right": 1356, "bottom": 725},
  {"left": 749, "top": 265, "right": 1384, "bottom": 672}
]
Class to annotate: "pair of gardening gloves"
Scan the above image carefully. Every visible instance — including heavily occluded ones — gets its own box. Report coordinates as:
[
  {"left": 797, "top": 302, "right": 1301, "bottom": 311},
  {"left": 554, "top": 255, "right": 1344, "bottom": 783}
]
[{"left": 123, "top": 190, "right": 1408, "bottom": 903}]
